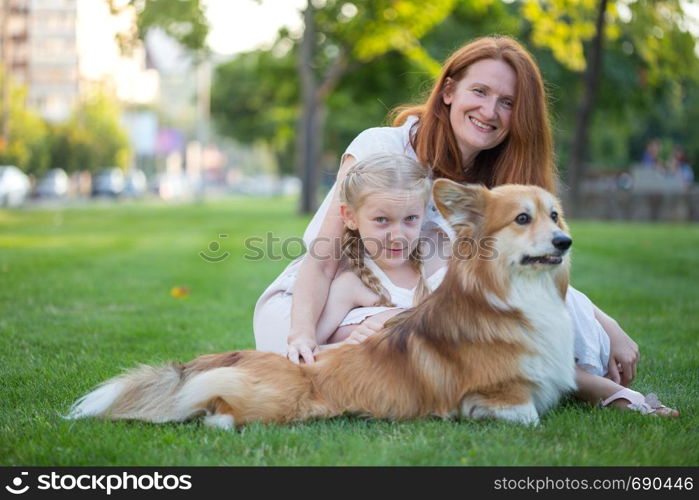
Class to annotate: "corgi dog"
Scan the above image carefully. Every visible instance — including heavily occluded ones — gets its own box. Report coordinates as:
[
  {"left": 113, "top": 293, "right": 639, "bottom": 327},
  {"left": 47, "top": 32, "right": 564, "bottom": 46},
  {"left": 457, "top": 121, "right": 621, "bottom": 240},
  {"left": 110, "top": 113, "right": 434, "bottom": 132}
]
[{"left": 67, "top": 180, "right": 576, "bottom": 428}]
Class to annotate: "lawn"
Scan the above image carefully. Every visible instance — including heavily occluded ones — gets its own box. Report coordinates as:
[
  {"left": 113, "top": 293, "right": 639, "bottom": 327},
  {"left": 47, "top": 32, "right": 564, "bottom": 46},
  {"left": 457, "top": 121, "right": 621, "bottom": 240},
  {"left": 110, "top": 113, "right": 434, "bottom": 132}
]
[{"left": 1, "top": 197, "right": 697, "bottom": 466}]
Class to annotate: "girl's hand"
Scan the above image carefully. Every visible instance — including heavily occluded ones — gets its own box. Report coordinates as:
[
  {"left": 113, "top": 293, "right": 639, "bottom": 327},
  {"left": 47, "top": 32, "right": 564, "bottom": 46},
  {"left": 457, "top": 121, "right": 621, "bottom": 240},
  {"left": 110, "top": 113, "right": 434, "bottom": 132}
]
[
  {"left": 605, "top": 321, "right": 640, "bottom": 387},
  {"left": 287, "top": 336, "right": 319, "bottom": 365}
]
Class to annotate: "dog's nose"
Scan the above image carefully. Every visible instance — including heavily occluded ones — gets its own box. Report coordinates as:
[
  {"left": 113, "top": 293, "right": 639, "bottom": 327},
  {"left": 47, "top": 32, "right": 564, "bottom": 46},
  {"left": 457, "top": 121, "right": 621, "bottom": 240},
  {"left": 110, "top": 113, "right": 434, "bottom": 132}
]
[{"left": 552, "top": 234, "right": 572, "bottom": 251}]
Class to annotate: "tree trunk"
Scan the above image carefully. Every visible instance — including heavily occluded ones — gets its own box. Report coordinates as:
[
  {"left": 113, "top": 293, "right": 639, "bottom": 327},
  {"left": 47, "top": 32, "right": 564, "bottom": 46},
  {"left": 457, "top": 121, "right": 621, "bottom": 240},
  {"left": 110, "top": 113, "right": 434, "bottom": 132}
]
[
  {"left": 296, "top": 2, "right": 348, "bottom": 215},
  {"left": 296, "top": 2, "right": 320, "bottom": 215},
  {"left": 567, "top": 0, "right": 608, "bottom": 216}
]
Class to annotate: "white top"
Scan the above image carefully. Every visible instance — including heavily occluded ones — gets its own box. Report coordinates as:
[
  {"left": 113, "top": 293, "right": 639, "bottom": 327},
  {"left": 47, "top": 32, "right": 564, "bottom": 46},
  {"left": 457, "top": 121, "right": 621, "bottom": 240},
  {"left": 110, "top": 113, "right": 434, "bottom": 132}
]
[
  {"left": 364, "top": 255, "right": 447, "bottom": 308},
  {"left": 335, "top": 256, "right": 447, "bottom": 327}
]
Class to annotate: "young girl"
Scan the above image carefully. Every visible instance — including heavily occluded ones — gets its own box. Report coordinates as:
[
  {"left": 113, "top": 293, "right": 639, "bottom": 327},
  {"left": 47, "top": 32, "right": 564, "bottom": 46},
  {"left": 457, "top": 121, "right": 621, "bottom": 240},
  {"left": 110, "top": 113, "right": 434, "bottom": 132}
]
[{"left": 313, "top": 154, "right": 446, "bottom": 349}]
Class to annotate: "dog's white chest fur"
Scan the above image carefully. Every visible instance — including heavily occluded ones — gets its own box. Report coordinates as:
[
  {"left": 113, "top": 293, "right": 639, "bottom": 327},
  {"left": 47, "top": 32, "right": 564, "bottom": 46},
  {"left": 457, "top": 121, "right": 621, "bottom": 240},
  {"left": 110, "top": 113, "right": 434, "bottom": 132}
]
[
  {"left": 509, "top": 272, "right": 576, "bottom": 415},
  {"left": 457, "top": 272, "right": 576, "bottom": 425}
]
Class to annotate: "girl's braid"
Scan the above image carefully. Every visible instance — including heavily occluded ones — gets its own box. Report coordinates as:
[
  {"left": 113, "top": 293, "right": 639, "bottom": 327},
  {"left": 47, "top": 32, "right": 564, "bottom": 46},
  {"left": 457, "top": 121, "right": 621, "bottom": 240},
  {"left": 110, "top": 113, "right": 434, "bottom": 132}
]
[
  {"left": 409, "top": 239, "right": 430, "bottom": 306},
  {"left": 341, "top": 228, "right": 395, "bottom": 307}
]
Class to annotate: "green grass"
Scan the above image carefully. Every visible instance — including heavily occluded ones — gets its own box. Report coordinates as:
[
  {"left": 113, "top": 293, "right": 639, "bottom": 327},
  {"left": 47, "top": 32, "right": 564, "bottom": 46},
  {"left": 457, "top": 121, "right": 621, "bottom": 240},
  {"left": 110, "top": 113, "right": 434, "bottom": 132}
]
[{"left": 1, "top": 198, "right": 697, "bottom": 466}]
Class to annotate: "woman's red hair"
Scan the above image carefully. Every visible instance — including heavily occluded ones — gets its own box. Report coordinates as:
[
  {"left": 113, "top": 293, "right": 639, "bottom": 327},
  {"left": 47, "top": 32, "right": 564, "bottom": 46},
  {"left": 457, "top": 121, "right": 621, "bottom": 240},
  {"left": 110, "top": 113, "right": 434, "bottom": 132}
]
[{"left": 392, "top": 36, "right": 555, "bottom": 192}]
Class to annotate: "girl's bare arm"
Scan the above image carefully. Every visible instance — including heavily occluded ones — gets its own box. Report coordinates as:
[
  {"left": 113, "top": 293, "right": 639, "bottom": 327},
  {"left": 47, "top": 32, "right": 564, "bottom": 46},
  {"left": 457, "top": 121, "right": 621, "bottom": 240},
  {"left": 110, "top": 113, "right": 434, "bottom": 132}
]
[
  {"left": 314, "top": 272, "right": 377, "bottom": 345},
  {"left": 287, "top": 155, "right": 357, "bottom": 364}
]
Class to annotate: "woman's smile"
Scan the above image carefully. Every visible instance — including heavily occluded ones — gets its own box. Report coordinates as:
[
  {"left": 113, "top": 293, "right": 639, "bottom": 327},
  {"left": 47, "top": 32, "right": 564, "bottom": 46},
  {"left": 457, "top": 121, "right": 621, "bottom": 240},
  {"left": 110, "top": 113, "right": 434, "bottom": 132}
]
[{"left": 469, "top": 116, "right": 497, "bottom": 132}]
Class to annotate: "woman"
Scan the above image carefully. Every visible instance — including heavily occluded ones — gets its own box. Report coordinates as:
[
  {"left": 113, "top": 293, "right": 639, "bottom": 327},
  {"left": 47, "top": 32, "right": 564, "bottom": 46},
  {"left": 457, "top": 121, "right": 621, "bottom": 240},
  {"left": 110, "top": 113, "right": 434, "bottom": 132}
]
[{"left": 253, "top": 36, "right": 672, "bottom": 415}]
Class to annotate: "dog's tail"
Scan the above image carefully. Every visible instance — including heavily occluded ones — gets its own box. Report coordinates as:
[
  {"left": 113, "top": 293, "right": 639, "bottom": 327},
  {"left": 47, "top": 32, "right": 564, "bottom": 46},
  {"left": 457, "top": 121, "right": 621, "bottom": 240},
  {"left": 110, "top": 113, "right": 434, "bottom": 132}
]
[
  {"left": 65, "top": 363, "right": 203, "bottom": 423},
  {"left": 66, "top": 351, "right": 318, "bottom": 426}
]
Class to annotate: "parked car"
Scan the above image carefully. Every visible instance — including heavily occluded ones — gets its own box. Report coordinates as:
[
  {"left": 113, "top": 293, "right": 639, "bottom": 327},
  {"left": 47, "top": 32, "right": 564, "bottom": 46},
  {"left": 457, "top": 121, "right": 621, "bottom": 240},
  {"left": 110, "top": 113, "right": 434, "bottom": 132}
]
[
  {"left": 0, "top": 165, "right": 31, "bottom": 207},
  {"left": 123, "top": 169, "right": 147, "bottom": 197},
  {"left": 35, "top": 168, "right": 69, "bottom": 198},
  {"left": 92, "top": 168, "right": 125, "bottom": 197}
]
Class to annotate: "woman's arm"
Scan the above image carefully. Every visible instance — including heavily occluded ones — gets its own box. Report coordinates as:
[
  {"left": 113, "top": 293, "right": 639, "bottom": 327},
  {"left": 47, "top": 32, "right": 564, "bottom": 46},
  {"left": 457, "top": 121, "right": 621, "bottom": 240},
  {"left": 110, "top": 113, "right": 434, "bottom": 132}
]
[
  {"left": 287, "top": 155, "right": 357, "bottom": 364},
  {"left": 593, "top": 305, "right": 640, "bottom": 387}
]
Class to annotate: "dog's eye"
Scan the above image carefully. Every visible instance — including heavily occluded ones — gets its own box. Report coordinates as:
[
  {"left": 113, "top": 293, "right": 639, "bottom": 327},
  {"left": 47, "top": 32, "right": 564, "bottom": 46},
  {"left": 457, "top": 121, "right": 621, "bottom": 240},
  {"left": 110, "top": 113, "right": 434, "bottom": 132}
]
[
  {"left": 515, "top": 213, "right": 531, "bottom": 225},
  {"left": 551, "top": 211, "right": 559, "bottom": 223}
]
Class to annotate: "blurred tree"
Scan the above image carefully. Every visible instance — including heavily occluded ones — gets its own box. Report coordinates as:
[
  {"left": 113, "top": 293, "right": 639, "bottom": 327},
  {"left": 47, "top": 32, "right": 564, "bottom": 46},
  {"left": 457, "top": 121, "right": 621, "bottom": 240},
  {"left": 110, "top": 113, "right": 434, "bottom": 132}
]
[
  {"left": 49, "top": 92, "right": 131, "bottom": 174},
  {"left": 211, "top": 0, "right": 699, "bottom": 211},
  {"left": 106, "top": 0, "right": 209, "bottom": 53},
  {"left": 211, "top": 46, "right": 298, "bottom": 176},
  {"left": 522, "top": 0, "right": 697, "bottom": 209},
  {"left": 0, "top": 70, "right": 50, "bottom": 175},
  {"left": 211, "top": 42, "right": 424, "bottom": 176}
]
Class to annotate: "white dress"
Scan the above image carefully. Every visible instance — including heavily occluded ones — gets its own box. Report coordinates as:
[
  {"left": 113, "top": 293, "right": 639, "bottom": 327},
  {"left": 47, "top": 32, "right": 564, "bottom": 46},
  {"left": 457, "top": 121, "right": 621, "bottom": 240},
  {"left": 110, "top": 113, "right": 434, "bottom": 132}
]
[
  {"left": 252, "top": 117, "right": 610, "bottom": 376},
  {"left": 337, "top": 255, "right": 447, "bottom": 327}
]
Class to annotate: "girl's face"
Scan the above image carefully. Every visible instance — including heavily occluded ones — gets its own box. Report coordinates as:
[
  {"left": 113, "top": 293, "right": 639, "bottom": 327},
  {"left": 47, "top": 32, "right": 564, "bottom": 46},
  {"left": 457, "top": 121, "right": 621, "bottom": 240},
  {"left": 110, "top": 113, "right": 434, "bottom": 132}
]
[
  {"left": 442, "top": 58, "right": 516, "bottom": 165},
  {"left": 341, "top": 190, "right": 426, "bottom": 269}
]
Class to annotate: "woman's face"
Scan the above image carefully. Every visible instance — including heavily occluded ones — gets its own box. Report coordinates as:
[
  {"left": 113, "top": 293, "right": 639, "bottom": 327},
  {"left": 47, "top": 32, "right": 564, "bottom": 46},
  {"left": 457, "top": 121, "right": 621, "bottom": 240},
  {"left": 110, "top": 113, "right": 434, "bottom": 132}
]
[{"left": 442, "top": 58, "right": 516, "bottom": 165}]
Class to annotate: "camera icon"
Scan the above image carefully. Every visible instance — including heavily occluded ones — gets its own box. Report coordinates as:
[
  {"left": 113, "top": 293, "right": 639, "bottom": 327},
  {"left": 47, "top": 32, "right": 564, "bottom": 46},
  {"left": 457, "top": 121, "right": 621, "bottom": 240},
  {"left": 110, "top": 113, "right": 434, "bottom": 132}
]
[
  {"left": 199, "top": 234, "right": 231, "bottom": 263},
  {"left": 5, "top": 472, "right": 29, "bottom": 494}
]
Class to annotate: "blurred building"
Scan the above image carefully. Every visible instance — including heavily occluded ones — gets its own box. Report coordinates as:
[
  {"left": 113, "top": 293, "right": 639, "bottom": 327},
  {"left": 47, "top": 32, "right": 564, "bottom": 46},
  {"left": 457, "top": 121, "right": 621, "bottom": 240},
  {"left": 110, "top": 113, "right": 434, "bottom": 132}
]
[
  {"left": 1, "top": 0, "right": 158, "bottom": 122},
  {"left": 29, "top": 0, "right": 79, "bottom": 121},
  {"left": 1, "top": 0, "right": 30, "bottom": 86}
]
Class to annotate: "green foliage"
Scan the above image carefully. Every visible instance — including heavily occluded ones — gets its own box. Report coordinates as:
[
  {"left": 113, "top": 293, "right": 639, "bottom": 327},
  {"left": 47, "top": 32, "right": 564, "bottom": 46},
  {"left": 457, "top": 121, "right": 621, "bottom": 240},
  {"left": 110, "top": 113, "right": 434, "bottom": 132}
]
[
  {"left": 523, "top": 0, "right": 620, "bottom": 71},
  {"left": 0, "top": 72, "right": 130, "bottom": 175},
  {"left": 300, "top": 0, "right": 463, "bottom": 81},
  {"left": 527, "top": 0, "right": 699, "bottom": 170},
  {"left": 0, "top": 71, "right": 51, "bottom": 175},
  {"left": 108, "top": 0, "right": 209, "bottom": 53},
  {"left": 49, "top": 92, "right": 131, "bottom": 173},
  {"left": 420, "top": 0, "right": 521, "bottom": 58},
  {"left": 325, "top": 51, "right": 426, "bottom": 155},
  {"left": 624, "top": 0, "right": 698, "bottom": 85},
  {"left": 314, "top": 0, "right": 455, "bottom": 76},
  {"left": 211, "top": 48, "right": 298, "bottom": 174}
]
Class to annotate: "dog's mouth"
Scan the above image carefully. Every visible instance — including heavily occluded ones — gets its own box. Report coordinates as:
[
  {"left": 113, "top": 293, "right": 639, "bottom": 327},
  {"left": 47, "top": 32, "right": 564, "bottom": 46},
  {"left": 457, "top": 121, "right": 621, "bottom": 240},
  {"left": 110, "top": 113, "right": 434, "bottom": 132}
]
[{"left": 520, "top": 254, "right": 564, "bottom": 265}]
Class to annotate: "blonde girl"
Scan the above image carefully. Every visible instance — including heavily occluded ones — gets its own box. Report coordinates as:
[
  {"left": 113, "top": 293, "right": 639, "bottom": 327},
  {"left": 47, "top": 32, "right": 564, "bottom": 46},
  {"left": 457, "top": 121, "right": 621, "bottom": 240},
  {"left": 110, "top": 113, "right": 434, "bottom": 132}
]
[{"left": 311, "top": 154, "right": 447, "bottom": 349}]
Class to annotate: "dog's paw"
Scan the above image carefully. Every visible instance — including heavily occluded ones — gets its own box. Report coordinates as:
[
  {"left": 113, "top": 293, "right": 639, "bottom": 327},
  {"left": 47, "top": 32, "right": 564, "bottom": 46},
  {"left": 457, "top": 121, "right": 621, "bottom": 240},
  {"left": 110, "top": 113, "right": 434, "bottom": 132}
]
[
  {"left": 492, "top": 403, "right": 540, "bottom": 426},
  {"left": 204, "top": 413, "right": 236, "bottom": 430}
]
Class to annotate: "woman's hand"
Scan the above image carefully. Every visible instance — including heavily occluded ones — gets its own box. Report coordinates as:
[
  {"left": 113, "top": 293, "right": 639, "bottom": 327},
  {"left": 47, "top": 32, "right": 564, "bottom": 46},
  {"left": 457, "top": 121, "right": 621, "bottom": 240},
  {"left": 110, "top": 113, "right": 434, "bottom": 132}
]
[
  {"left": 343, "top": 319, "right": 383, "bottom": 345},
  {"left": 287, "top": 335, "right": 319, "bottom": 365},
  {"left": 595, "top": 307, "right": 640, "bottom": 387}
]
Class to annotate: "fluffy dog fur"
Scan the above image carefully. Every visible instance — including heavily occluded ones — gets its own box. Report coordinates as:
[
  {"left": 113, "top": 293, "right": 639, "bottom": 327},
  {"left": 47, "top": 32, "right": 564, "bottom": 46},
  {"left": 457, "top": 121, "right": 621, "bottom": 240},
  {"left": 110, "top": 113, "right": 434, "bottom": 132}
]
[{"left": 67, "top": 180, "right": 576, "bottom": 428}]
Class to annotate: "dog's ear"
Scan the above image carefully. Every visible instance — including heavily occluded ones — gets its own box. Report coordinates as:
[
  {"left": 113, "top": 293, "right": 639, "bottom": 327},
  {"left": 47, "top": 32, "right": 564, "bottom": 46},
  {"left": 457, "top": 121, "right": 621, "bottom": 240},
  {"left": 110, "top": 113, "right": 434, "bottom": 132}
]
[{"left": 432, "top": 180, "right": 487, "bottom": 233}]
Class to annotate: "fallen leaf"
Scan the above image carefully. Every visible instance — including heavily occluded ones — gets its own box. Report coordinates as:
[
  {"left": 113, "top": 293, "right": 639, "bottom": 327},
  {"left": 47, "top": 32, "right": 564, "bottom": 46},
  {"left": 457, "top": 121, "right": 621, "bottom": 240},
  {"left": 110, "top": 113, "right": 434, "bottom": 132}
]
[{"left": 170, "top": 286, "right": 190, "bottom": 299}]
